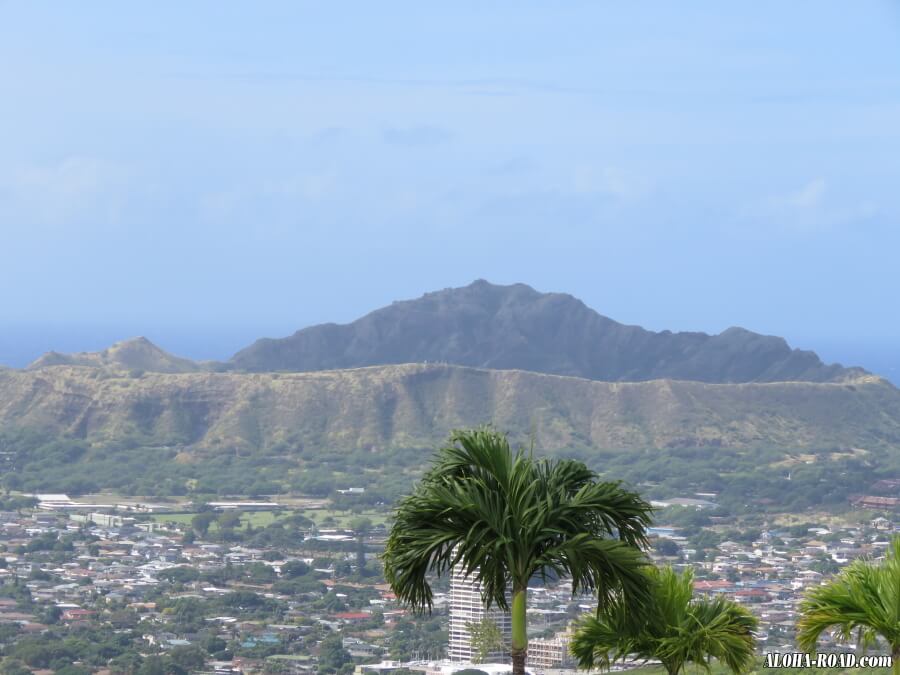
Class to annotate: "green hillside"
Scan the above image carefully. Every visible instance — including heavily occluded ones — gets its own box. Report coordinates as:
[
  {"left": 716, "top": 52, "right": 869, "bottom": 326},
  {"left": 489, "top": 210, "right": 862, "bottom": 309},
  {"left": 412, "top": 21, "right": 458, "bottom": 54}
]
[
  {"left": 1, "top": 362, "right": 899, "bottom": 507},
  {"left": 2, "top": 363, "right": 898, "bottom": 453}
]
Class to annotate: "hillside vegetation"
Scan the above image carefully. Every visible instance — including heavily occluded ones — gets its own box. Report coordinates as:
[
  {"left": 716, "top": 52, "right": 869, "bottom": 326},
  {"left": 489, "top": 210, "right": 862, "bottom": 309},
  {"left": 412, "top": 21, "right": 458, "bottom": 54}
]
[
  {"left": 8, "top": 280, "right": 898, "bottom": 504},
  {"left": 1, "top": 363, "right": 897, "bottom": 453}
]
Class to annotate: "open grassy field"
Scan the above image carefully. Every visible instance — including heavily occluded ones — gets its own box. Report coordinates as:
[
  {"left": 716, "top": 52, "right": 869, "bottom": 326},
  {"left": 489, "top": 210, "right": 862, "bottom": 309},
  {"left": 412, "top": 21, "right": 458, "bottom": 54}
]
[
  {"left": 294, "top": 508, "right": 390, "bottom": 528},
  {"left": 150, "top": 509, "right": 285, "bottom": 530},
  {"left": 149, "top": 507, "right": 391, "bottom": 530}
]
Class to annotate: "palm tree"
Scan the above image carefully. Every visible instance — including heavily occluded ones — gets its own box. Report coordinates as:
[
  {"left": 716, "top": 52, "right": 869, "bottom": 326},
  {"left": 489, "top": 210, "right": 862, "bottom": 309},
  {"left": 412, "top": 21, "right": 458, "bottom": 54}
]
[
  {"left": 797, "top": 537, "right": 900, "bottom": 675},
  {"left": 382, "top": 427, "right": 653, "bottom": 675},
  {"left": 571, "top": 565, "right": 757, "bottom": 675}
]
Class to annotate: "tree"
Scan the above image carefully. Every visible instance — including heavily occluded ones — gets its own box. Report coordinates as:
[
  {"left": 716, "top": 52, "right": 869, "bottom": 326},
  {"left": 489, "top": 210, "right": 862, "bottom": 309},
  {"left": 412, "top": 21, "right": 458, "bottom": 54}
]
[
  {"left": 136, "top": 656, "right": 166, "bottom": 675},
  {"left": 349, "top": 517, "right": 372, "bottom": 570},
  {"left": 191, "top": 512, "right": 215, "bottom": 536},
  {"left": 280, "top": 560, "right": 310, "bottom": 578},
  {"left": 0, "top": 659, "right": 31, "bottom": 675},
  {"left": 108, "top": 652, "right": 144, "bottom": 674},
  {"left": 0, "top": 624, "right": 21, "bottom": 644},
  {"left": 203, "top": 635, "right": 227, "bottom": 655},
  {"left": 109, "top": 609, "right": 140, "bottom": 629},
  {"left": 382, "top": 428, "right": 652, "bottom": 675},
  {"left": 158, "top": 566, "right": 200, "bottom": 584},
  {"left": 169, "top": 645, "right": 207, "bottom": 672},
  {"left": 246, "top": 562, "right": 277, "bottom": 584},
  {"left": 654, "top": 539, "right": 681, "bottom": 557},
  {"left": 217, "top": 511, "right": 242, "bottom": 531},
  {"left": 38, "top": 604, "right": 61, "bottom": 625},
  {"left": 52, "top": 667, "right": 91, "bottom": 675},
  {"left": 264, "top": 660, "right": 292, "bottom": 675},
  {"left": 466, "top": 617, "right": 506, "bottom": 664},
  {"left": 797, "top": 537, "right": 900, "bottom": 675},
  {"left": 571, "top": 566, "right": 757, "bottom": 675},
  {"left": 318, "top": 632, "right": 352, "bottom": 674}
]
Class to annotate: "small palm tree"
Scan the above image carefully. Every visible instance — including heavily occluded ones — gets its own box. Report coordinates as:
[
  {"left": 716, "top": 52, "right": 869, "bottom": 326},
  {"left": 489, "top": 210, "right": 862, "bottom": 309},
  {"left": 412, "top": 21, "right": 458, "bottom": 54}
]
[
  {"left": 382, "top": 428, "right": 653, "bottom": 675},
  {"left": 797, "top": 537, "right": 900, "bottom": 675},
  {"left": 571, "top": 565, "right": 758, "bottom": 675}
]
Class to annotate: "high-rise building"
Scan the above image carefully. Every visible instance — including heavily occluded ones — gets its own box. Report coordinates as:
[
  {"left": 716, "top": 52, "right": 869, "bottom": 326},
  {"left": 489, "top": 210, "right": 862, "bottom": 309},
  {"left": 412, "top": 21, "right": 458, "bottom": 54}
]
[{"left": 448, "top": 564, "right": 511, "bottom": 663}]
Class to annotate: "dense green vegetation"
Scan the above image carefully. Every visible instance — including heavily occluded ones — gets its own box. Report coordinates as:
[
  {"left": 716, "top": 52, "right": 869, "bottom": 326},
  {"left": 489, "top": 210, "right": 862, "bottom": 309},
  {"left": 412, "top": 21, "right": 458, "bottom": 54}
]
[
  {"left": 2, "top": 425, "right": 898, "bottom": 518},
  {"left": 0, "top": 428, "right": 425, "bottom": 502},
  {"left": 592, "top": 444, "right": 892, "bottom": 513},
  {"left": 0, "top": 440, "right": 890, "bottom": 527}
]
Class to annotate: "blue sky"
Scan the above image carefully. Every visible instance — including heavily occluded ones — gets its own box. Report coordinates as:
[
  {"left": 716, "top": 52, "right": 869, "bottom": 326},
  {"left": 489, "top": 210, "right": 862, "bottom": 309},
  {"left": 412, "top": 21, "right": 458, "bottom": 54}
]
[{"left": 1, "top": 2, "right": 899, "bottom": 379}]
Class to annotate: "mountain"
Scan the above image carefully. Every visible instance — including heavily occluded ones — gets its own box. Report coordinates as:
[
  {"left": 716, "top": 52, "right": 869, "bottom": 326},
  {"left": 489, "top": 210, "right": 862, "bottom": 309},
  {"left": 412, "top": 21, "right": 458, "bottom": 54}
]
[
  {"left": 230, "top": 280, "right": 862, "bottom": 383},
  {"left": 0, "top": 363, "right": 896, "bottom": 453},
  {"left": 27, "top": 337, "right": 206, "bottom": 374}
]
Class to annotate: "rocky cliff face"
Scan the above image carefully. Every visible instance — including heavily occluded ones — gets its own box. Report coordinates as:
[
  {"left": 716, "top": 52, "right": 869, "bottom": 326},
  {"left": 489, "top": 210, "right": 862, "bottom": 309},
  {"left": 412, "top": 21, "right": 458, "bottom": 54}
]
[{"left": 230, "top": 280, "right": 862, "bottom": 383}]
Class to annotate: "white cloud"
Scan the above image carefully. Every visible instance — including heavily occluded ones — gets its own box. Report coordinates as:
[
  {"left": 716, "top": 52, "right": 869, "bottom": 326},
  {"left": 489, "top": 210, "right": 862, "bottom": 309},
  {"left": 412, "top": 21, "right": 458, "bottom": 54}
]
[
  {"left": 737, "top": 177, "right": 878, "bottom": 235},
  {"left": 197, "top": 169, "right": 342, "bottom": 229},
  {"left": 786, "top": 177, "right": 826, "bottom": 209},
  {"left": 1, "top": 156, "right": 131, "bottom": 228}
]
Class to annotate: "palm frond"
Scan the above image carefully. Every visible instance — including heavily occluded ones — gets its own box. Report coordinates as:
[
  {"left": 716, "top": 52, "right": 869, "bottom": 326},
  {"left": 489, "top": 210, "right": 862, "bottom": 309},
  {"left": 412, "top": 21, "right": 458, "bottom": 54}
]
[
  {"left": 572, "top": 565, "right": 757, "bottom": 675},
  {"left": 382, "top": 427, "right": 653, "bottom": 617},
  {"left": 797, "top": 537, "right": 900, "bottom": 655}
]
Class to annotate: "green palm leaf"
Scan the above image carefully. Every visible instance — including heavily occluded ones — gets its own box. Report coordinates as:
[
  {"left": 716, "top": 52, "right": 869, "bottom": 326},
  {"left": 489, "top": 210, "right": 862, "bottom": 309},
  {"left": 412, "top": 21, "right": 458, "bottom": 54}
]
[
  {"left": 571, "top": 566, "right": 757, "bottom": 675},
  {"left": 797, "top": 537, "right": 900, "bottom": 674},
  {"left": 382, "top": 427, "right": 653, "bottom": 675}
]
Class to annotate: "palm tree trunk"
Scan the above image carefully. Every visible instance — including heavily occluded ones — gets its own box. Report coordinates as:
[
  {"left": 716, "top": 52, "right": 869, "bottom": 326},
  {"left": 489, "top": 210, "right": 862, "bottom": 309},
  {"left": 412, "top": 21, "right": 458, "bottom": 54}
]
[
  {"left": 510, "top": 587, "right": 527, "bottom": 675},
  {"left": 891, "top": 644, "right": 899, "bottom": 675}
]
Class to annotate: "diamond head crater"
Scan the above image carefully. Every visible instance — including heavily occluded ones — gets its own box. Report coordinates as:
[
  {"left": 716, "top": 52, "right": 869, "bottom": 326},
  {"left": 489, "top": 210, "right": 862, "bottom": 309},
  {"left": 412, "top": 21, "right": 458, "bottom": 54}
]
[{"left": 1, "top": 280, "right": 897, "bottom": 514}]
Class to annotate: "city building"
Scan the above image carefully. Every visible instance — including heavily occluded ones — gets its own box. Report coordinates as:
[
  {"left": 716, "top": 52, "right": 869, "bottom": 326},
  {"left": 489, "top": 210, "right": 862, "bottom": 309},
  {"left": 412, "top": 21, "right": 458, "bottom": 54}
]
[
  {"left": 448, "top": 563, "right": 511, "bottom": 663},
  {"left": 528, "top": 629, "right": 574, "bottom": 670}
]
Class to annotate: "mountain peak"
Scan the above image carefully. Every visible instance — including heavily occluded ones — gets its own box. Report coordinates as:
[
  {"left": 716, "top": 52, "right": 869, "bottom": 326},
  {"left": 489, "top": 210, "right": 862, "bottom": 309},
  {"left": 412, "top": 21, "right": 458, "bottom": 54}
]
[
  {"left": 230, "top": 280, "right": 863, "bottom": 383},
  {"left": 122, "top": 335, "right": 153, "bottom": 345},
  {"left": 28, "top": 336, "right": 203, "bottom": 373},
  {"left": 108, "top": 336, "right": 166, "bottom": 354}
]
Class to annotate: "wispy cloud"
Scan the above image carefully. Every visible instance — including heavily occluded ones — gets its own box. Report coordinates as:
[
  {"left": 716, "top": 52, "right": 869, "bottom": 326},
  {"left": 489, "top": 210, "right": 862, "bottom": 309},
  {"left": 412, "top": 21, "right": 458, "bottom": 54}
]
[
  {"left": 570, "top": 166, "right": 651, "bottom": 201},
  {"left": 1, "top": 156, "right": 132, "bottom": 228},
  {"left": 486, "top": 156, "right": 534, "bottom": 176},
  {"left": 786, "top": 177, "right": 826, "bottom": 209},
  {"left": 382, "top": 125, "right": 454, "bottom": 147},
  {"left": 737, "top": 177, "right": 877, "bottom": 235}
]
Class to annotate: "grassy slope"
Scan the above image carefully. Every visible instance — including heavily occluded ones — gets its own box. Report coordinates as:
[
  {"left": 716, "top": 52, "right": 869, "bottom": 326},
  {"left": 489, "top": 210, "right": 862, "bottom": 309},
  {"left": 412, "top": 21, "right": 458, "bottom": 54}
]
[{"left": 1, "top": 364, "right": 898, "bottom": 455}]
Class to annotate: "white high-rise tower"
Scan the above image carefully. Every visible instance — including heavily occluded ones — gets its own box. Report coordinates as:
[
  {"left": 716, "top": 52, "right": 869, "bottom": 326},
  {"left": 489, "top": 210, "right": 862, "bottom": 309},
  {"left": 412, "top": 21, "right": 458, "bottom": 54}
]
[{"left": 447, "top": 564, "right": 511, "bottom": 663}]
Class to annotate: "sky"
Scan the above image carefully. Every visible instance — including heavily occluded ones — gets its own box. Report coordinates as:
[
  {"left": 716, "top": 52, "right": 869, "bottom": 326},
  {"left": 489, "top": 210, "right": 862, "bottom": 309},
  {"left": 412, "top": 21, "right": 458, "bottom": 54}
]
[{"left": 1, "top": 2, "right": 899, "bottom": 381}]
